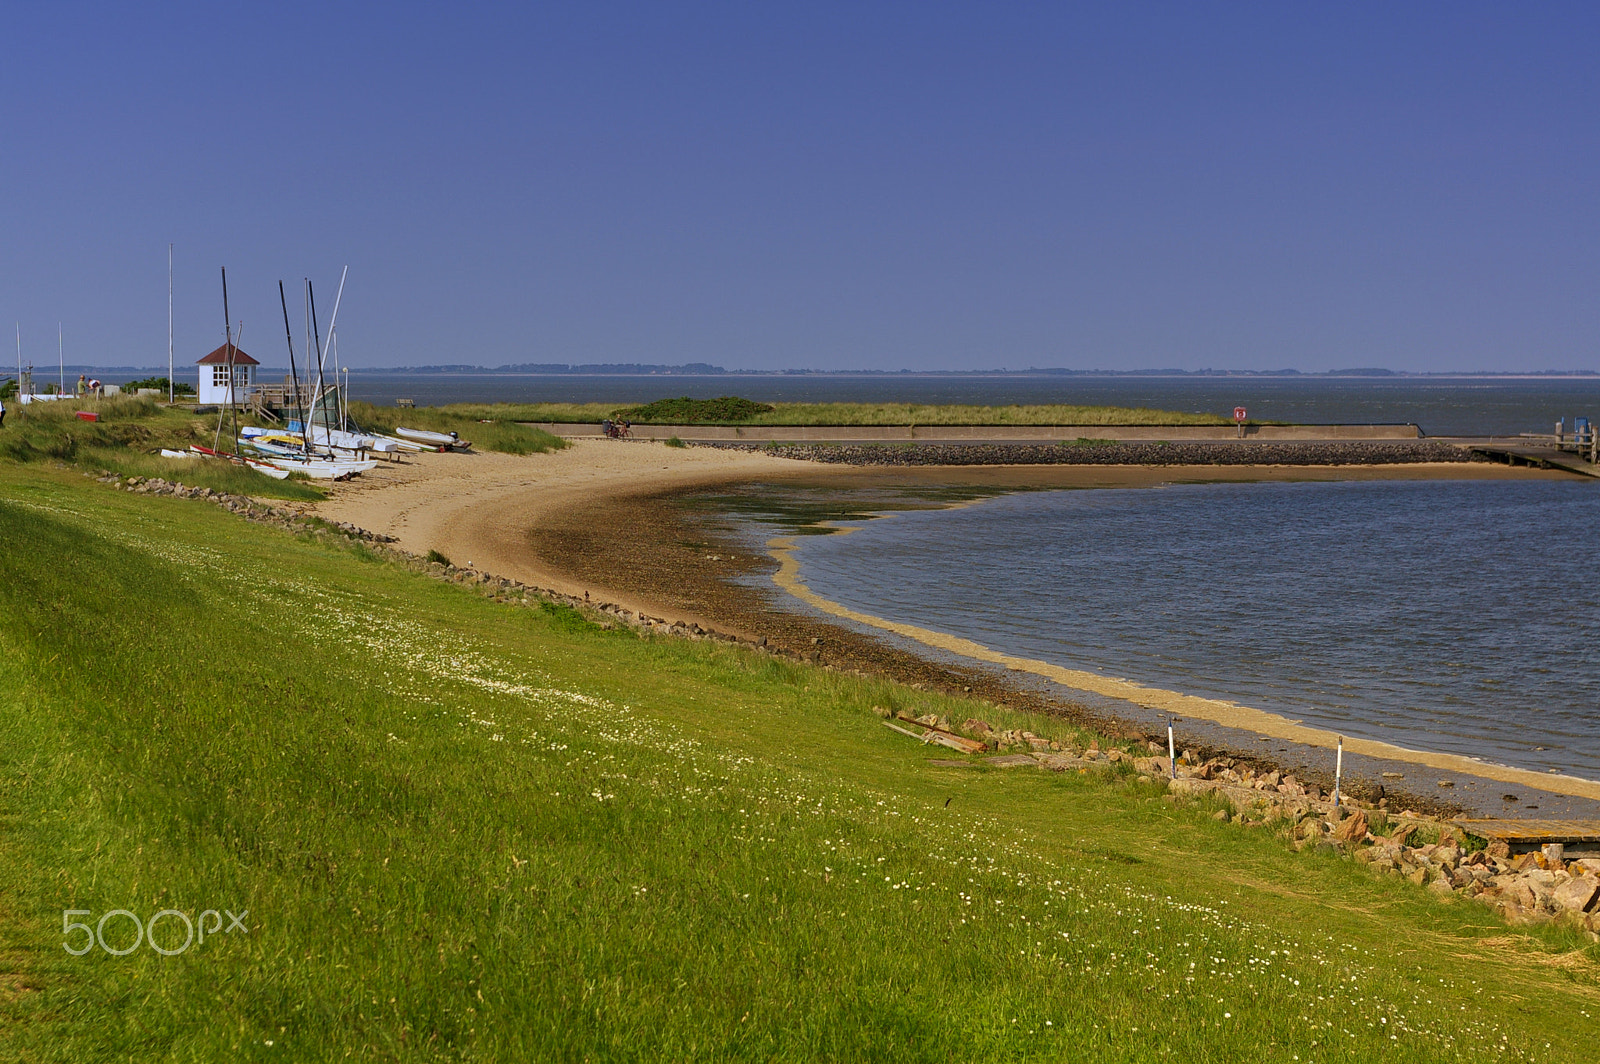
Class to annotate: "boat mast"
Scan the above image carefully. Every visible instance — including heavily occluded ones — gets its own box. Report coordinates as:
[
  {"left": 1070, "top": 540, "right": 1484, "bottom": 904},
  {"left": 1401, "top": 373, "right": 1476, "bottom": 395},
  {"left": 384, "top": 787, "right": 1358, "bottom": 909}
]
[
  {"left": 280, "top": 281, "right": 309, "bottom": 454},
  {"left": 57, "top": 323, "right": 63, "bottom": 396},
  {"left": 318, "top": 266, "right": 349, "bottom": 434},
  {"left": 309, "top": 280, "right": 326, "bottom": 444},
  {"left": 167, "top": 243, "right": 174, "bottom": 403},
  {"left": 213, "top": 267, "right": 236, "bottom": 453}
]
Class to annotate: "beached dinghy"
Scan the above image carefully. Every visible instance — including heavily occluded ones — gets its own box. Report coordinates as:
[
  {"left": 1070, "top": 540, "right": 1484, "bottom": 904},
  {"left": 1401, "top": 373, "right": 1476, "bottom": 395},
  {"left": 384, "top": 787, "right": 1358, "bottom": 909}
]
[
  {"left": 371, "top": 433, "right": 427, "bottom": 452},
  {"left": 188, "top": 445, "right": 293, "bottom": 479},
  {"left": 159, "top": 448, "right": 193, "bottom": 459},
  {"left": 243, "top": 436, "right": 309, "bottom": 458},
  {"left": 257, "top": 423, "right": 397, "bottom": 454},
  {"left": 262, "top": 456, "right": 378, "bottom": 479},
  {"left": 394, "top": 426, "right": 470, "bottom": 450}
]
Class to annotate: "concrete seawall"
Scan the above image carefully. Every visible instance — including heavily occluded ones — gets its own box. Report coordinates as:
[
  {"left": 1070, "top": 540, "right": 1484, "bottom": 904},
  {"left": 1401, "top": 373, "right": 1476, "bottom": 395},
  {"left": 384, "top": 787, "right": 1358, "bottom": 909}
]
[{"left": 527, "top": 422, "right": 1424, "bottom": 442}]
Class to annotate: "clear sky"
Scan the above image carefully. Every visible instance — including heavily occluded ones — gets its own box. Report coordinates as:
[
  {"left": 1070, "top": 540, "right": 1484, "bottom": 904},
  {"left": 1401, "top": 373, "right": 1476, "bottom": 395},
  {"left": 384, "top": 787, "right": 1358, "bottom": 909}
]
[{"left": 4, "top": 3, "right": 1598, "bottom": 372}]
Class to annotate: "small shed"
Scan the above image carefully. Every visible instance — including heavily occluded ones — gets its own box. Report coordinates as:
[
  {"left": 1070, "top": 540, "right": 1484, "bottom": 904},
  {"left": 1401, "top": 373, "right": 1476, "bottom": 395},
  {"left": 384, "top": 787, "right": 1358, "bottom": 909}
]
[{"left": 196, "top": 344, "right": 259, "bottom": 405}]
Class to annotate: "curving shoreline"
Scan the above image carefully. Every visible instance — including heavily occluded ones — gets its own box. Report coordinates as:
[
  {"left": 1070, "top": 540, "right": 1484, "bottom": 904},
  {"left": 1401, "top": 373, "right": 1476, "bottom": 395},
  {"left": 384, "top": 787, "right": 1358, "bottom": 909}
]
[
  {"left": 307, "top": 439, "right": 1590, "bottom": 816},
  {"left": 767, "top": 527, "right": 1600, "bottom": 803}
]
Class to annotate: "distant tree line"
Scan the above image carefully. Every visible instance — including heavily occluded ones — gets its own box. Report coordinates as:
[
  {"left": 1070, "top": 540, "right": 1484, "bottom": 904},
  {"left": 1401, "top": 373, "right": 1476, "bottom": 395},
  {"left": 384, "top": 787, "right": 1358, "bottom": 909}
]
[{"left": 395, "top": 363, "right": 728, "bottom": 374}]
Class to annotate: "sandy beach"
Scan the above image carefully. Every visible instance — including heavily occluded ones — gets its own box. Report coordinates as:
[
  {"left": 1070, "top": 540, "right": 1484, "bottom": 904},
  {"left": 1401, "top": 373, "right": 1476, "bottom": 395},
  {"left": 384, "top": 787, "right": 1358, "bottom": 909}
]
[
  {"left": 310, "top": 440, "right": 1590, "bottom": 814},
  {"left": 308, "top": 439, "right": 805, "bottom": 633}
]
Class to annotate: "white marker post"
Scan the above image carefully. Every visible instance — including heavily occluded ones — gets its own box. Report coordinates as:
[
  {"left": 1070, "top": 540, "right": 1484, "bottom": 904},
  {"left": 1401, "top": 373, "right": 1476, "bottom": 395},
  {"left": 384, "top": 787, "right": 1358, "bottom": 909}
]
[
  {"left": 1333, "top": 736, "right": 1344, "bottom": 810},
  {"left": 1167, "top": 720, "right": 1177, "bottom": 779}
]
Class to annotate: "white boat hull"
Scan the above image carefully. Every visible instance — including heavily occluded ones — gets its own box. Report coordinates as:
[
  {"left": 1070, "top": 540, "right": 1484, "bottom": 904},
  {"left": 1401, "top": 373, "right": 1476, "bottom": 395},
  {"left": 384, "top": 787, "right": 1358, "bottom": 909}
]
[
  {"left": 264, "top": 457, "right": 378, "bottom": 479},
  {"left": 395, "top": 426, "right": 459, "bottom": 446}
]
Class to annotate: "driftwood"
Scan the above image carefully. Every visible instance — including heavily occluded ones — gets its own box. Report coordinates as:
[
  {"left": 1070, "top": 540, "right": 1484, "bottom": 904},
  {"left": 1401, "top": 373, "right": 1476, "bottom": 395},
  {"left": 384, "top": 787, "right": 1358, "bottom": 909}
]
[{"left": 881, "top": 719, "right": 988, "bottom": 755}]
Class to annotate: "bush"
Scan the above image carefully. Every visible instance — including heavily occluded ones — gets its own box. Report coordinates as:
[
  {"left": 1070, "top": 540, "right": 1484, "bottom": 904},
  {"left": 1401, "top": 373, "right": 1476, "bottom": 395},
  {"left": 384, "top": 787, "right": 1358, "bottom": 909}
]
[
  {"left": 664, "top": 436, "right": 687, "bottom": 448},
  {"left": 122, "top": 376, "right": 195, "bottom": 396},
  {"left": 613, "top": 396, "right": 776, "bottom": 423},
  {"left": 426, "top": 549, "right": 452, "bottom": 566}
]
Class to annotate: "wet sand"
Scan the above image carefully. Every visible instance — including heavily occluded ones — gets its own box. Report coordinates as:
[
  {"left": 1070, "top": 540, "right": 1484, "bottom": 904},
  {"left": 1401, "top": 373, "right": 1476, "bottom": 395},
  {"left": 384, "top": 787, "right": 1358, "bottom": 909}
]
[{"left": 311, "top": 440, "right": 1592, "bottom": 817}]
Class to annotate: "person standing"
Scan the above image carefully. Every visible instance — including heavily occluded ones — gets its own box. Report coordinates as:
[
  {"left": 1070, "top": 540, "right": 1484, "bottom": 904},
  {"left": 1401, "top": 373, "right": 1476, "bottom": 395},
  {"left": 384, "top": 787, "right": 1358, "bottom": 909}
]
[{"left": 0, "top": 394, "right": 6, "bottom": 428}]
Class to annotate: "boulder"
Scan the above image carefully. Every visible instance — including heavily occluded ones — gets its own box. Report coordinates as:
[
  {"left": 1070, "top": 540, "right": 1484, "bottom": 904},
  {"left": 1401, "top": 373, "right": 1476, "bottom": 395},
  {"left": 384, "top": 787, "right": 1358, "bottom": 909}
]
[
  {"left": 1505, "top": 878, "right": 1550, "bottom": 913},
  {"left": 1553, "top": 876, "right": 1600, "bottom": 914},
  {"left": 1167, "top": 778, "right": 1216, "bottom": 800},
  {"left": 1333, "top": 810, "right": 1369, "bottom": 843}
]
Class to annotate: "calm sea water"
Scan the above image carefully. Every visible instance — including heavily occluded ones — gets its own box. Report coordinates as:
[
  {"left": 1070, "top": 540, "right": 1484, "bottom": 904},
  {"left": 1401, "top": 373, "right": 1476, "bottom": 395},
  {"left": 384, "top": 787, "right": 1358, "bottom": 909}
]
[
  {"left": 781, "top": 480, "right": 1600, "bottom": 778},
  {"left": 97, "top": 368, "right": 1600, "bottom": 435},
  {"left": 318, "top": 373, "right": 1600, "bottom": 437}
]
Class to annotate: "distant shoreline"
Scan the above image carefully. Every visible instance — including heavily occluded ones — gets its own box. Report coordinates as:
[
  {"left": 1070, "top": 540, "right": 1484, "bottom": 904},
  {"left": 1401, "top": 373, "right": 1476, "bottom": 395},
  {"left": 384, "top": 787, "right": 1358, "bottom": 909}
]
[{"left": 39, "top": 365, "right": 1600, "bottom": 380}]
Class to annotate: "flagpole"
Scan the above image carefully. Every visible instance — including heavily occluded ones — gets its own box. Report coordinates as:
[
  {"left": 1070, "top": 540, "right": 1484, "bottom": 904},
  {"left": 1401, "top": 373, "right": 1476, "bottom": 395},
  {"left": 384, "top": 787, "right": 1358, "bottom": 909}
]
[{"left": 168, "top": 243, "right": 175, "bottom": 403}]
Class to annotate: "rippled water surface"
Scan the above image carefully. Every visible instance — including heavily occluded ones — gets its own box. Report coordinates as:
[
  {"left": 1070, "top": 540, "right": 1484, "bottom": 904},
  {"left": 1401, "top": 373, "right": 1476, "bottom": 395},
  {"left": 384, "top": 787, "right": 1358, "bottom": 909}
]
[{"left": 784, "top": 480, "right": 1600, "bottom": 777}]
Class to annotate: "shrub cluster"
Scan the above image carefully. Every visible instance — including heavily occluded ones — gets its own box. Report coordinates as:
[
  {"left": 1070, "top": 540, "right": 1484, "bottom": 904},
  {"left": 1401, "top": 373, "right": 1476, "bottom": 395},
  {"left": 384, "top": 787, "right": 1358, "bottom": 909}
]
[{"left": 613, "top": 396, "right": 776, "bottom": 423}]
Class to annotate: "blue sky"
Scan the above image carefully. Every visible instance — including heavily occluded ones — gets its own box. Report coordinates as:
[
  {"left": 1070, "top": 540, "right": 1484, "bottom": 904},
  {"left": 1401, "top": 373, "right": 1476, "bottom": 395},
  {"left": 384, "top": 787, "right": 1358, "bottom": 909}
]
[{"left": 3, "top": 3, "right": 1598, "bottom": 372}]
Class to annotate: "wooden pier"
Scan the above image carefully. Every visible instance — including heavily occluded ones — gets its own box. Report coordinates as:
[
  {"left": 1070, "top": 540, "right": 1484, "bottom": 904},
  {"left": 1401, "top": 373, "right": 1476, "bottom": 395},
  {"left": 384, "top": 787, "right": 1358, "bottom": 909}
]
[
  {"left": 1467, "top": 443, "right": 1600, "bottom": 478},
  {"left": 1452, "top": 819, "right": 1600, "bottom": 857}
]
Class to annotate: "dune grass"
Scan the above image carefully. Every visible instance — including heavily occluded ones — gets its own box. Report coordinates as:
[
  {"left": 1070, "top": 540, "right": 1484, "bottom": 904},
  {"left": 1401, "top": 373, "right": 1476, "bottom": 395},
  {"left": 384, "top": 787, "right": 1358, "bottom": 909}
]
[
  {"left": 382, "top": 400, "right": 1232, "bottom": 427},
  {"left": 0, "top": 464, "right": 1594, "bottom": 1061},
  {"left": 347, "top": 402, "right": 567, "bottom": 455},
  {"left": 0, "top": 398, "right": 323, "bottom": 499}
]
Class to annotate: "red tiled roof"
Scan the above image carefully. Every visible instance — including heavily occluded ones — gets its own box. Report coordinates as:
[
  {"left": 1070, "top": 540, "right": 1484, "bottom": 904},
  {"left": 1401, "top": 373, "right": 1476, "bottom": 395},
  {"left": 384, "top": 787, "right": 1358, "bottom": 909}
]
[{"left": 196, "top": 344, "right": 260, "bottom": 366}]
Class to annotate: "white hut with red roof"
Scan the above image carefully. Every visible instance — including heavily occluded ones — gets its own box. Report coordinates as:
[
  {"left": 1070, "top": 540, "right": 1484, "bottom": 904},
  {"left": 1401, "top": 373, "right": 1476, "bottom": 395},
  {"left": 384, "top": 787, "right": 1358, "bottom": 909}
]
[{"left": 195, "top": 344, "right": 259, "bottom": 405}]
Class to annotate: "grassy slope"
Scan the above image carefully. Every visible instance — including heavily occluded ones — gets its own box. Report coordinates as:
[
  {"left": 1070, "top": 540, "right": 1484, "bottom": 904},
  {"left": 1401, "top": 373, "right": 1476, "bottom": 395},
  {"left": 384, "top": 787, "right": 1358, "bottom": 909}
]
[
  {"left": 0, "top": 463, "right": 1594, "bottom": 1061},
  {"left": 409, "top": 401, "right": 1232, "bottom": 427}
]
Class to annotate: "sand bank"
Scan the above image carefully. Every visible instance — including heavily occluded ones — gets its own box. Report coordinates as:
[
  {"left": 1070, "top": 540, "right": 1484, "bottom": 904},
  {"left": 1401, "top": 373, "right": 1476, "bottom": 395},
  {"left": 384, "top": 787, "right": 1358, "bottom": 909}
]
[{"left": 308, "top": 440, "right": 807, "bottom": 632}]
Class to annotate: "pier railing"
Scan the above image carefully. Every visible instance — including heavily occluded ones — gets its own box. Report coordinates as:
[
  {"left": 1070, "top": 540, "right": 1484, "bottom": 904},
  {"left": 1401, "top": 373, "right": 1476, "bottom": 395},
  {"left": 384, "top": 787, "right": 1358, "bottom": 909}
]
[{"left": 245, "top": 379, "right": 318, "bottom": 422}]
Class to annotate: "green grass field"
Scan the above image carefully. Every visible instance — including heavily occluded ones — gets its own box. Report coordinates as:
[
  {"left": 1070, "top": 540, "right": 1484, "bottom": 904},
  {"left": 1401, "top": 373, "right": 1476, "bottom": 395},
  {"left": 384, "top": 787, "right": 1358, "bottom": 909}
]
[
  {"left": 0, "top": 461, "right": 1594, "bottom": 1061},
  {"left": 392, "top": 400, "right": 1232, "bottom": 427}
]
